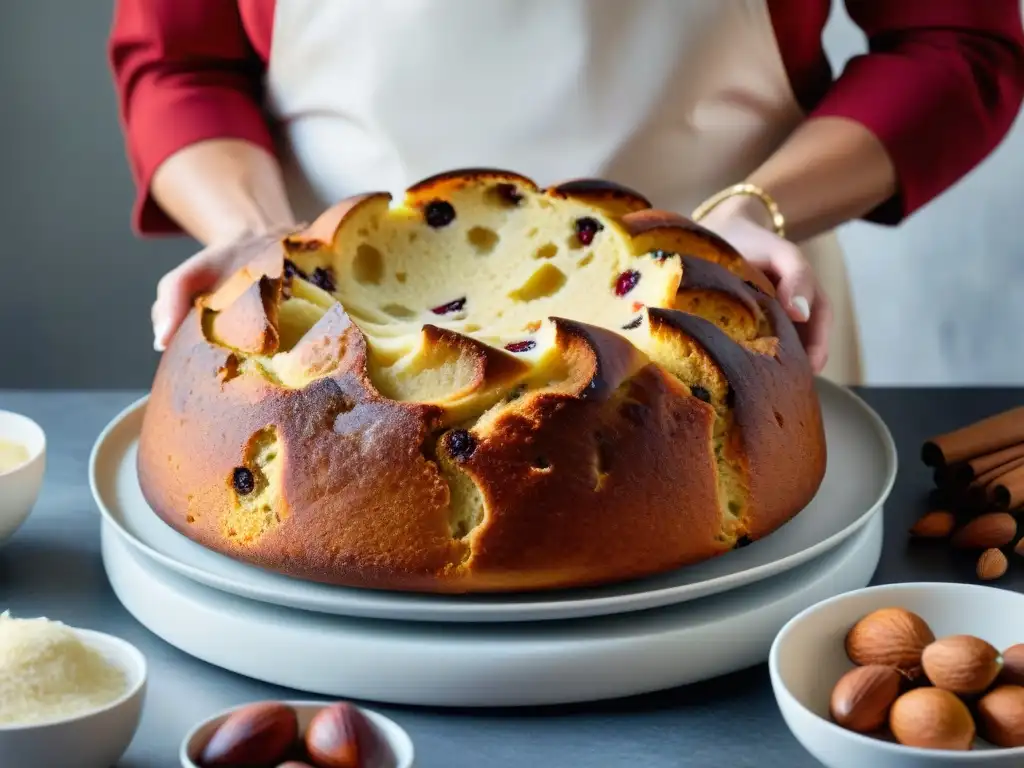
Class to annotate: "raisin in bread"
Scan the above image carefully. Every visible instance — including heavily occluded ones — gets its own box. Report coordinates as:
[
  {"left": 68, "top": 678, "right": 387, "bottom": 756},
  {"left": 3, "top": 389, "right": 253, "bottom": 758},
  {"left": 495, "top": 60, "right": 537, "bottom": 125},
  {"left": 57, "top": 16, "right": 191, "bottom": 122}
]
[{"left": 137, "top": 169, "right": 826, "bottom": 593}]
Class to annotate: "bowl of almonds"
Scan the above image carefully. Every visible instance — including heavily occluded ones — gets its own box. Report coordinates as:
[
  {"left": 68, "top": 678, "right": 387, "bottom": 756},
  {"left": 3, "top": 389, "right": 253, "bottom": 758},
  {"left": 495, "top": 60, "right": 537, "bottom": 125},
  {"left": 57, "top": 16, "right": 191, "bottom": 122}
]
[{"left": 769, "top": 582, "right": 1024, "bottom": 767}]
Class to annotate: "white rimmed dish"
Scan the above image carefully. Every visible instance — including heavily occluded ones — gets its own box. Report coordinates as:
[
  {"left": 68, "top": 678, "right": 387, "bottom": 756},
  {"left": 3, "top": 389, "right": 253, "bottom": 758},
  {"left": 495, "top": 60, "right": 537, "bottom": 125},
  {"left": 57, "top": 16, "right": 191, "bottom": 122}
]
[
  {"left": 180, "top": 700, "right": 415, "bottom": 768},
  {"left": 0, "top": 409, "right": 46, "bottom": 545},
  {"left": 89, "top": 378, "right": 897, "bottom": 623},
  {"left": 0, "top": 627, "right": 147, "bottom": 768},
  {"left": 770, "top": 582, "right": 1024, "bottom": 767}
]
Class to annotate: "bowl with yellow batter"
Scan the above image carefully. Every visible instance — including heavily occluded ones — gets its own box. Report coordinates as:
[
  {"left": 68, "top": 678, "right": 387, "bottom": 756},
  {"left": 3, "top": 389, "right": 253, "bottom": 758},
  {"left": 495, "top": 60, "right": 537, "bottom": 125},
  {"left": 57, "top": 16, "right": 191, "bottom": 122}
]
[{"left": 0, "top": 409, "right": 45, "bottom": 544}]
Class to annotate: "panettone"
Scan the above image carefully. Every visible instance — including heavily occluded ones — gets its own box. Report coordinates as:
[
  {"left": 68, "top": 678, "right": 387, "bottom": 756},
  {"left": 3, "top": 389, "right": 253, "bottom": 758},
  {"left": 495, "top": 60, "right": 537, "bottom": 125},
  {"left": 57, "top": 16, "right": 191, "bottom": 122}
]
[{"left": 138, "top": 169, "right": 826, "bottom": 593}]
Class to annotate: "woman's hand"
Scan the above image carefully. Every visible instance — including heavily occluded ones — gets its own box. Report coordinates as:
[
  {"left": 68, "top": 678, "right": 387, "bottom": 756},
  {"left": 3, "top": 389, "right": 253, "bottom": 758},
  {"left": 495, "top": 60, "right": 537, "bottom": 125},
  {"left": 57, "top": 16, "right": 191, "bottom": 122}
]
[
  {"left": 151, "top": 226, "right": 297, "bottom": 351},
  {"left": 695, "top": 196, "right": 832, "bottom": 375}
]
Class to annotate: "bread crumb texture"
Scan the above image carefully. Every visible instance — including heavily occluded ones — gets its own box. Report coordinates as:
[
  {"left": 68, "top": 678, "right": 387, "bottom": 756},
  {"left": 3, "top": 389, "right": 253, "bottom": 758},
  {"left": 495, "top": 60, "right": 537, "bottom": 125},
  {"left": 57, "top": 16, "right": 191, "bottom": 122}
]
[{"left": 137, "top": 170, "right": 826, "bottom": 593}]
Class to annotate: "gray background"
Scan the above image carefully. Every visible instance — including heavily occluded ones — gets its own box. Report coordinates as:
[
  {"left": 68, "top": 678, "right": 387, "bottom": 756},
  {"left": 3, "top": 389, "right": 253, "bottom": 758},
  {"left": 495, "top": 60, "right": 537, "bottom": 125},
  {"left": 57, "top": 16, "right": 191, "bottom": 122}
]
[{"left": 1, "top": 2, "right": 1022, "bottom": 390}]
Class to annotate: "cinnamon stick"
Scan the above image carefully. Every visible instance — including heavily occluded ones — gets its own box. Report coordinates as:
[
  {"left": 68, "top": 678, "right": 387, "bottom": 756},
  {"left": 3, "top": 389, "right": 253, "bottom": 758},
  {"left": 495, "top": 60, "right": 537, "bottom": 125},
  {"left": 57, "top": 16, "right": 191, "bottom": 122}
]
[
  {"left": 961, "top": 456, "right": 1024, "bottom": 509},
  {"left": 992, "top": 463, "right": 1024, "bottom": 510},
  {"left": 975, "top": 456, "right": 1024, "bottom": 491},
  {"left": 939, "top": 442, "right": 1024, "bottom": 489},
  {"left": 922, "top": 406, "right": 1024, "bottom": 467}
]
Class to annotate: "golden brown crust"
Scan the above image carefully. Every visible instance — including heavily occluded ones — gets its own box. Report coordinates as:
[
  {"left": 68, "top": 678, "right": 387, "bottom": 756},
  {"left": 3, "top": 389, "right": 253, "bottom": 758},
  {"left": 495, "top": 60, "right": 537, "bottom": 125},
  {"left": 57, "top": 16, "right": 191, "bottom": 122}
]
[
  {"left": 647, "top": 298, "right": 825, "bottom": 540},
  {"left": 208, "top": 276, "right": 281, "bottom": 355},
  {"left": 284, "top": 194, "right": 392, "bottom": 253},
  {"left": 137, "top": 167, "right": 826, "bottom": 593},
  {"left": 547, "top": 178, "right": 653, "bottom": 216},
  {"left": 622, "top": 210, "right": 776, "bottom": 295}
]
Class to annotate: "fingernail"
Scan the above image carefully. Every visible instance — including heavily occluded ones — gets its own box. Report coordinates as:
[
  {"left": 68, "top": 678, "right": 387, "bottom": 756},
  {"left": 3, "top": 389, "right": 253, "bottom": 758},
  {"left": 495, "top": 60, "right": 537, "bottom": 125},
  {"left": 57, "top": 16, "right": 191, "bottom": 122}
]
[
  {"left": 153, "top": 321, "right": 169, "bottom": 352},
  {"left": 791, "top": 296, "right": 810, "bottom": 321}
]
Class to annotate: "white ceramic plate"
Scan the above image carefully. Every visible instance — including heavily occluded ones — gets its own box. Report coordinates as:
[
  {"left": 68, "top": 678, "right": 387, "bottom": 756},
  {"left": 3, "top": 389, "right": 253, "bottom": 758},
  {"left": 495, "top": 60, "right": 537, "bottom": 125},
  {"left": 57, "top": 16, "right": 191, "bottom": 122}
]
[
  {"left": 89, "top": 379, "right": 895, "bottom": 623},
  {"left": 103, "top": 509, "right": 883, "bottom": 707},
  {"left": 770, "top": 582, "right": 1024, "bottom": 767}
]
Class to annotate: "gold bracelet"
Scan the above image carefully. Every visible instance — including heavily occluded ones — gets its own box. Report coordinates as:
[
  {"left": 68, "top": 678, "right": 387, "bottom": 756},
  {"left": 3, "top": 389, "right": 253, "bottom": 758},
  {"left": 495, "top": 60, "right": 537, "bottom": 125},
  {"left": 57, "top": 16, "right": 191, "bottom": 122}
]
[{"left": 692, "top": 183, "right": 786, "bottom": 238}]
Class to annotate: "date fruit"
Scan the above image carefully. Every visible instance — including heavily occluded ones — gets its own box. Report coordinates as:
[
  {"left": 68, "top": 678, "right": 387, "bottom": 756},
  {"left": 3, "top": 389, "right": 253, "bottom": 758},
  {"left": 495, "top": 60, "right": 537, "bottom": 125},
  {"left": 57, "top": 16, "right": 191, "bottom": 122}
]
[
  {"left": 199, "top": 701, "right": 299, "bottom": 767},
  {"left": 304, "top": 702, "right": 389, "bottom": 768}
]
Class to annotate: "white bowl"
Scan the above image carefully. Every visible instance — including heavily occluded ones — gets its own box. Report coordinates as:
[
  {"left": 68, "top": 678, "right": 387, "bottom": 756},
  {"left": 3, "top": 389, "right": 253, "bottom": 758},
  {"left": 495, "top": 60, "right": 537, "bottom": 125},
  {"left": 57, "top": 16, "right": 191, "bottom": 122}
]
[
  {"left": 0, "top": 627, "right": 147, "bottom": 768},
  {"left": 181, "top": 700, "right": 415, "bottom": 767},
  {"left": 770, "top": 582, "right": 1024, "bottom": 767},
  {"left": 0, "top": 410, "right": 46, "bottom": 544}
]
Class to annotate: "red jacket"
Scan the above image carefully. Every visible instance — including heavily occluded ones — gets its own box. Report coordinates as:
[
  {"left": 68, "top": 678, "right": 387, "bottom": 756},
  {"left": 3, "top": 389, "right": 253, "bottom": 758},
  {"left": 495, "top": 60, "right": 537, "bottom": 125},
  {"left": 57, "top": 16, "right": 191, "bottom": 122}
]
[{"left": 108, "top": 0, "right": 1024, "bottom": 235}]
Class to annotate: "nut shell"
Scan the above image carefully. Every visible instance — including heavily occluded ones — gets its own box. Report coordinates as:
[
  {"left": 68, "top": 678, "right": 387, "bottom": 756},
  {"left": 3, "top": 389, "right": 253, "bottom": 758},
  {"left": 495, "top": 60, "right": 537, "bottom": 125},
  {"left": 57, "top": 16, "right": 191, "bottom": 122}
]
[
  {"left": 845, "top": 608, "right": 935, "bottom": 680},
  {"left": 922, "top": 634, "right": 1003, "bottom": 695},
  {"left": 199, "top": 701, "right": 299, "bottom": 767},
  {"left": 829, "top": 664, "right": 902, "bottom": 733},
  {"left": 977, "top": 685, "right": 1024, "bottom": 748},
  {"left": 889, "top": 687, "right": 976, "bottom": 751}
]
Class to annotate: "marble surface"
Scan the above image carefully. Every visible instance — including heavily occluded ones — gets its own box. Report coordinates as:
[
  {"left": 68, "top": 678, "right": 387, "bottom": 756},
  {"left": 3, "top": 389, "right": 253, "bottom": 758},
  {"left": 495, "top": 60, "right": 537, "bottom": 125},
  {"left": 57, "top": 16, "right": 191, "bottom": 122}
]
[{"left": 0, "top": 388, "right": 1022, "bottom": 767}]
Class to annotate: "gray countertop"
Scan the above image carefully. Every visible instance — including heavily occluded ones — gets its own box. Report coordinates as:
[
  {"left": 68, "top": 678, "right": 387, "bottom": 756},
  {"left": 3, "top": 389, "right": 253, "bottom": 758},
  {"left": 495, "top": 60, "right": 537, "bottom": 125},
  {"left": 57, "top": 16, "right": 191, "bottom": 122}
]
[{"left": 0, "top": 388, "right": 1021, "bottom": 768}]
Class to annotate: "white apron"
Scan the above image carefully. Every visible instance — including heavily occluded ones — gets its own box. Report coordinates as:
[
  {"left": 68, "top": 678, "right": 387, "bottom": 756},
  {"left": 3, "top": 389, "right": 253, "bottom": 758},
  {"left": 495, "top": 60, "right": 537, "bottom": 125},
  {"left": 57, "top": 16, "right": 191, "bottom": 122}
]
[{"left": 263, "top": 0, "right": 862, "bottom": 385}]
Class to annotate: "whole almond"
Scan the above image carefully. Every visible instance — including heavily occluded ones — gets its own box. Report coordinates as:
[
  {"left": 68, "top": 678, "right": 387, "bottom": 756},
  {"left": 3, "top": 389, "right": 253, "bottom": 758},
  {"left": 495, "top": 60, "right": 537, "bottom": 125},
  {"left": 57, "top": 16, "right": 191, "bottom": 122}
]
[
  {"left": 845, "top": 607, "right": 935, "bottom": 680},
  {"left": 922, "top": 635, "right": 1003, "bottom": 694},
  {"left": 829, "top": 665, "right": 902, "bottom": 733},
  {"left": 1015, "top": 539, "right": 1024, "bottom": 558},
  {"left": 889, "top": 687, "right": 976, "bottom": 750},
  {"left": 951, "top": 513, "right": 1016, "bottom": 549},
  {"left": 199, "top": 701, "right": 298, "bottom": 767},
  {"left": 977, "top": 685, "right": 1024, "bottom": 748},
  {"left": 977, "top": 548, "right": 1009, "bottom": 581},
  {"left": 909, "top": 510, "right": 955, "bottom": 539},
  {"left": 999, "top": 644, "right": 1024, "bottom": 686}
]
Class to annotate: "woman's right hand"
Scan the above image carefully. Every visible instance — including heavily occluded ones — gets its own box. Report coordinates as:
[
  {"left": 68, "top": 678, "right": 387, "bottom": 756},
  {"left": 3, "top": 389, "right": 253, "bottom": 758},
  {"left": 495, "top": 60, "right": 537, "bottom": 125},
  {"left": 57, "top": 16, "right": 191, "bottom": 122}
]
[{"left": 151, "top": 226, "right": 297, "bottom": 351}]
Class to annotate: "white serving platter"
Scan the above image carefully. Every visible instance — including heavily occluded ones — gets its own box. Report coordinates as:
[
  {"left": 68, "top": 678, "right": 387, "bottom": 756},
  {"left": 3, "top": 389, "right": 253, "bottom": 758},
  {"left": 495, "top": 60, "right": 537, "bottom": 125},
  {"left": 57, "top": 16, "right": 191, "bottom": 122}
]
[
  {"left": 102, "top": 507, "right": 883, "bottom": 707},
  {"left": 90, "top": 378, "right": 895, "bottom": 623}
]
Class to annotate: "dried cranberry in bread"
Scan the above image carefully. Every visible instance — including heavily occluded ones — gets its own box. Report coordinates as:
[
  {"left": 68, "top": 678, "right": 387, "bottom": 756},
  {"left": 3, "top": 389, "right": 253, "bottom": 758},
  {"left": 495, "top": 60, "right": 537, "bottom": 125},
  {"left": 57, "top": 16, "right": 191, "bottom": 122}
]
[{"left": 137, "top": 168, "right": 826, "bottom": 593}]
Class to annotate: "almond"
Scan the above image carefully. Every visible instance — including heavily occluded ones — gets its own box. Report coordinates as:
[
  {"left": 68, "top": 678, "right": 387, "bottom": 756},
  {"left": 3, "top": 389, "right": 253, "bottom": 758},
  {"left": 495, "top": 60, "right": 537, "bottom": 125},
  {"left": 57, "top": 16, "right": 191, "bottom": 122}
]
[
  {"left": 922, "top": 635, "right": 1003, "bottom": 694},
  {"left": 999, "top": 644, "right": 1024, "bottom": 686},
  {"left": 889, "top": 687, "right": 976, "bottom": 751},
  {"left": 1015, "top": 538, "right": 1024, "bottom": 558},
  {"left": 951, "top": 512, "right": 1016, "bottom": 549},
  {"left": 977, "top": 548, "right": 1009, "bottom": 581},
  {"left": 829, "top": 665, "right": 902, "bottom": 733},
  {"left": 977, "top": 685, "right": 1024, "bottom": 748},
  {"left": 845, "top": 607, "right": 935, "bottom": 680},
  {"left": 908, "top": 510, "right": 955, "bottom": 539}
]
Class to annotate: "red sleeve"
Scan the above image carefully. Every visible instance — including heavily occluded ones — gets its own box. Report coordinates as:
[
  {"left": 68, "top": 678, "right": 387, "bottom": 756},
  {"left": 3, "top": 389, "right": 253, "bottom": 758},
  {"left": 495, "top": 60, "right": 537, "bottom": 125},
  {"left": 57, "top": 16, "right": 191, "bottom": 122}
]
[
  {"left": 810, "top": 1, "right": 1024, "bottom": 224},
  {"left": 108, "top": 0, "right": 274, "bottom": 235}
]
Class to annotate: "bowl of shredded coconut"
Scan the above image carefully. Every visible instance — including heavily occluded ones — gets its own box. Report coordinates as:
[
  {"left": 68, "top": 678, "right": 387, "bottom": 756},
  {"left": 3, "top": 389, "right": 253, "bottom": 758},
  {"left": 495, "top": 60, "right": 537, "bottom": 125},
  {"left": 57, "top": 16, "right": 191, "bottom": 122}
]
[{"left": 0, "top": 611, "right": 147, "bottom": 768}]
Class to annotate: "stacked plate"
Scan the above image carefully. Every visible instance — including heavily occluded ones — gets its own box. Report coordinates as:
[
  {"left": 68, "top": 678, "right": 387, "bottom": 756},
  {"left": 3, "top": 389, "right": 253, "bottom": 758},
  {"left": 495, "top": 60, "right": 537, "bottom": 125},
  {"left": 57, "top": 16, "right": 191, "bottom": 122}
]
[{"left": 89, "top": 380, "right": 896, "bottom": 707}]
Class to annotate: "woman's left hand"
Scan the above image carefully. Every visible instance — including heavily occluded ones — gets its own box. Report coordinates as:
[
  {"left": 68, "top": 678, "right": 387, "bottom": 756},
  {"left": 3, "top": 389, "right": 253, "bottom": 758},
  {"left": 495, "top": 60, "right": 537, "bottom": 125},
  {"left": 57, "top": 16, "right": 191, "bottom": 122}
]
[{"left": 695, "top": 197, "right": 832, "bottom": 375}]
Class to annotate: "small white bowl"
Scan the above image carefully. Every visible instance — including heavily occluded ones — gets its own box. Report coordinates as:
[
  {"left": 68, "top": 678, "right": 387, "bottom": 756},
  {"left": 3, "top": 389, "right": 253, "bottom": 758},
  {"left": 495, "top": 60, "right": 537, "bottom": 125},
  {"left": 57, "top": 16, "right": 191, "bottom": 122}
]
[
  {"left": 0, "top": 410, "right": 46, "bottom": 544},
  {"left": 770, "top": 582, "right": 1024, "bottom": 767},
  {"left": 181, "top": 700, "right": 415, "bottom": 768},
  {"left": 0, "top": 627, "right": 147, "bottom": 768}
]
